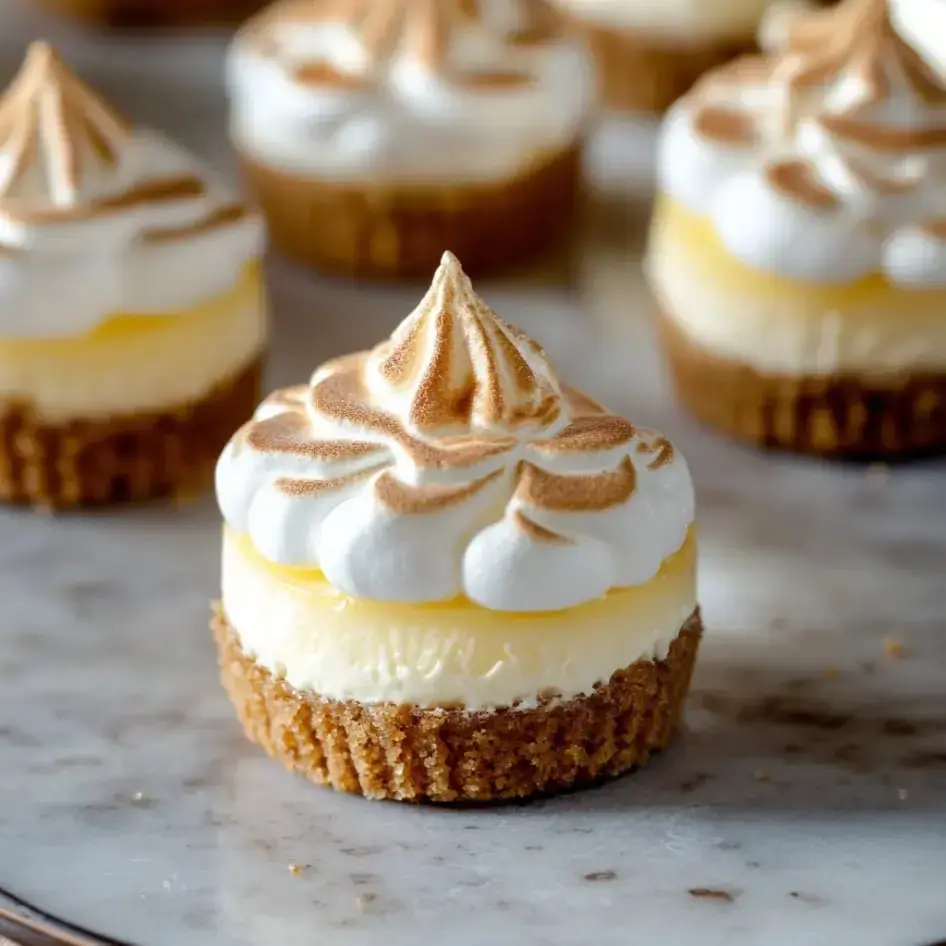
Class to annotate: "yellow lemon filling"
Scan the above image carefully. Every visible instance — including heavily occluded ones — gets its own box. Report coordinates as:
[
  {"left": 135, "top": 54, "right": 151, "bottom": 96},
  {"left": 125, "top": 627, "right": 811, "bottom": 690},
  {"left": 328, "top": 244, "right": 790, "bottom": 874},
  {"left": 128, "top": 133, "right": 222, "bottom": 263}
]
[
  {"left": 653, "top": 195, "right": 943, "bottom": 309},
  {"left": 0, "top": 264, "right": 265, "bottom": 421},
  {"left": 221, "top": 526, "right": 698, "bottom": 709}
]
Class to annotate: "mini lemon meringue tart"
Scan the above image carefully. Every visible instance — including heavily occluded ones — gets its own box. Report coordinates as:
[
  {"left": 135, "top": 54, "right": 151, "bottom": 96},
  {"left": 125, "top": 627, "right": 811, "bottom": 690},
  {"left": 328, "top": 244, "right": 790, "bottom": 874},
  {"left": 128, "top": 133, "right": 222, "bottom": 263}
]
[
  {"left": 213, "top": 252, "right": 699, "bottom": 803},
  {"left": 227, "top": 0, "right": 595, "bottom": 279},
  {"left": 547, "top": 0, "right": 776, "bottom": 113},
  {"left": 647, "top": 0, "right": 946, "bottom": 458},
  {"left": 0, "top": 44, "right": 266, "bottom": 508}
]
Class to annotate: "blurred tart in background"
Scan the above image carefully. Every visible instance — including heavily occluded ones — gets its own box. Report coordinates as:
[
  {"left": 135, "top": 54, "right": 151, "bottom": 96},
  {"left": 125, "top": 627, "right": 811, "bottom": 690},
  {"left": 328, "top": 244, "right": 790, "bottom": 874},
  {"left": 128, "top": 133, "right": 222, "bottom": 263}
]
[
  {"left": 226, "top": 0, "right": 596, "bottom": 279},
  {"left": 37, "top": 0, "right": 266, "bottom": 27},
  {"left": 0, "top": 44, "right": 266, "bottom": 508},
  {"left": 548, "top": 0, "right": 782, "bottom": 113},
  {"left": 213, "top": 251, "right": 699, "bottom": 803},
  {"left": 647, "top": 0, "right": 946, "bottom": 458}
]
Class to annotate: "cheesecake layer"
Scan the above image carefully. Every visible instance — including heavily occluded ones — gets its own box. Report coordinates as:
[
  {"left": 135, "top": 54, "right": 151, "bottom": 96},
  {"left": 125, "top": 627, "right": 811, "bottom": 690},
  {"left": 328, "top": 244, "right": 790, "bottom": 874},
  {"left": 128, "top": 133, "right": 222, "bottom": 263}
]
[
  {"left": 648, "top": 197, "right": 946, "bottom": 376},
  {"left": 0, "top": 264, "right": 265, "bottom": 422},
  {"left": 221, "top": 526, "right": 697, "bottom": 712}
]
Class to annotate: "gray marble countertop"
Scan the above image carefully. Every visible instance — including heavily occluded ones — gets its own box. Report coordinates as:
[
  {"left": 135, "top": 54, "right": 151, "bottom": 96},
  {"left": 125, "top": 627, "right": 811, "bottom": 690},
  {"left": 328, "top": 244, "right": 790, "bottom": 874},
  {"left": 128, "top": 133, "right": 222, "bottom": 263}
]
[{"left": 1, "top": 5, "right": 946, "bottom": 945}]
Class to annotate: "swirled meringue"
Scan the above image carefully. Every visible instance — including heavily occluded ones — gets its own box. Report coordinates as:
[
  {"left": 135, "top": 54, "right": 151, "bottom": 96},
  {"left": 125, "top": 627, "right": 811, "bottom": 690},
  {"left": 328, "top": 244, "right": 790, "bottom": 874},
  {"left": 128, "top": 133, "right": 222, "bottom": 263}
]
[
  {"left": 656, "top": 0, "right": 946, "bottom": 286},
  {"left": 0, "top": 43, "right": 263, "bottom": 339},
  {"left": 217, "top": 252, "right": 694, "bottom": 612},
  {"left": 227, "top": 0, "right": 594, "bottom": 182}
]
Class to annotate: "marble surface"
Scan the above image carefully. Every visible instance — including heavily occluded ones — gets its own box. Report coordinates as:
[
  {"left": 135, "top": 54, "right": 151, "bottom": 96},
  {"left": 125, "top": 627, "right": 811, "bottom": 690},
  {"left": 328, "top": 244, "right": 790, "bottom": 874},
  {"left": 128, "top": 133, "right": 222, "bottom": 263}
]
[{"left": 2, "top": 5, "right": 946, "bottom": 945}]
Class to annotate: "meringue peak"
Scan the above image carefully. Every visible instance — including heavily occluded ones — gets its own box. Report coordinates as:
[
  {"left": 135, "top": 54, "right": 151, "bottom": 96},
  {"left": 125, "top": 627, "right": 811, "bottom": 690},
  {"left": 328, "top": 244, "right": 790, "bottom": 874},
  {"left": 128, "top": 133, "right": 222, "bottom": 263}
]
[
  {"left": 367, "top": 251, "right": 563, "bottom": 435},
  {"left": 0, "top": 42, "right": 133, "bottom": 207}
]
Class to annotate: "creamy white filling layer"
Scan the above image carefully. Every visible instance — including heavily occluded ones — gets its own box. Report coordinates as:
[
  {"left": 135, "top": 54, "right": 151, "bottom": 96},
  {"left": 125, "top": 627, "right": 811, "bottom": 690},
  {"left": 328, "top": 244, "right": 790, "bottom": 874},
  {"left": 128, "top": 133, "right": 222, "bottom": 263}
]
[
  {"left": 648, "top": 221, "right": 946, "bottom": 375},
  {"left": 221, "top": 529, "right": 697, "bottom": 711}
]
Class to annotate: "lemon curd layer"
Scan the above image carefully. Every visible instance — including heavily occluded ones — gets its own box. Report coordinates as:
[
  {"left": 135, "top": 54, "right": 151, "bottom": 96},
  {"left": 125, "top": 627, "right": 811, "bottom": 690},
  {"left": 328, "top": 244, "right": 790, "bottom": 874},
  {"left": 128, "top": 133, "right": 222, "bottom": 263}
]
[
  {"left": 221, "top": 525, "right": 697, "bottom": 711},
  {"left": 0, "top": 264, "right": 266, "bottom": 422},
  {"left": 648, "top": 196, "right": 946, "bottom": 376}
]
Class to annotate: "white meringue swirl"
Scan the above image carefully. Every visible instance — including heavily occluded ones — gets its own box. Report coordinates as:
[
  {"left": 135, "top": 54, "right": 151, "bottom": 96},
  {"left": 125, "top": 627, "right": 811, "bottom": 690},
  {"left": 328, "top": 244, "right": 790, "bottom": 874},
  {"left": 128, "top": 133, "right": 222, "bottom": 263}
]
[
  {"left": 656, "top": 0, "right": 946, "bottom": 286},
  {"left": 217, "top": 252, "right": 694, "bottom": 612},
  {"left": 0, "top": 43, "right": 263, "bottom": 340},
  {"left": 227, "top": 0, "right": 594, "bottom": 182}
]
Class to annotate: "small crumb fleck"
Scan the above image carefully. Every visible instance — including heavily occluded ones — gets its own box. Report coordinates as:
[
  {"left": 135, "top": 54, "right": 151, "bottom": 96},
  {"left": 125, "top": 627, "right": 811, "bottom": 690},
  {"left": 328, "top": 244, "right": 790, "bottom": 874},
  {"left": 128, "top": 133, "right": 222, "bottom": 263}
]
[
  {"left": 754, "top": 769, "right": 771, "bottom": 782},
  {"left": 689, "top": 887, "right": 736, "bottom": 902},
  {"left": 288, "top": 863, "right": 304, "bottom": 876},
  {"left": 824, "top": 667, "right": 839, "bottom": 680},
  {"left": 584, "top": 870, "right": 617, "bottom": 882},
  {"left": 356, "top": 892, "right": 377, "bottom": 909},
  {"left": 132, "top": 791, "right": 145, "bottom": 802},
  {"left": 898, "top": 788, "right": 908, "bottom": 801},
  {"left": 883, "top": 637, "right": 905, "bottom": 660}
]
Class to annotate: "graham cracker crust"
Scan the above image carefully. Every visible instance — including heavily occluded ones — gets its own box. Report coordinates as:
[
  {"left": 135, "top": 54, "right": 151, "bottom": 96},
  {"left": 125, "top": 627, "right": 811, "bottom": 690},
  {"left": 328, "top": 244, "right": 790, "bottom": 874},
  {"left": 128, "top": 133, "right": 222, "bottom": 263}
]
[
  {"left": 237, "top": 145, "right": 583, "bottom": 280},
  {"left": 38, "top": 0, "right": 264, "bottom": 26},
  {"left": 657, "top": 309, "right": 946, "bottom": 459},
  {"left": 576, "top": 22, "right": 752, "bottom": 113},
  {"left": 212, "top": 605, "right": 703, "bottom": 803},
  {"left": 0, "top": 357, "right": 261, "bottom": 509}
]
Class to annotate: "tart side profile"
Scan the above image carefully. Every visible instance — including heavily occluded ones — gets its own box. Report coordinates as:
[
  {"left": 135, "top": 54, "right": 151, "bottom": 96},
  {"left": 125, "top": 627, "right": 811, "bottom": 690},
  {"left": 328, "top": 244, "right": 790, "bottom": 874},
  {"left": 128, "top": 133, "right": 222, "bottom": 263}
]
[
  {"left": 227, "top": 0, "right": 594, "bottom": 278},
  {"left": 647, "top": 0, "right": 946, "bottom": 458},
  {"left": 0, "top": 44, "right": 266, "bottom": 508},
  {"left": 213, "top": 252, "right": 699, "bottom": 802}
]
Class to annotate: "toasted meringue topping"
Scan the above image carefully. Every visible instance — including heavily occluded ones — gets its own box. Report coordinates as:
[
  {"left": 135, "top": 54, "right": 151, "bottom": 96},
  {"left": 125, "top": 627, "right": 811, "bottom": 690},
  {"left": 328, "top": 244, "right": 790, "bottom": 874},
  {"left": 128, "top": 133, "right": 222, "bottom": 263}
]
[
  {"left": 656, "top": 0, "right": 946, "bottom": 286},
  {"left": 227, "top": 0, "right": 593, "bottom": 183},
  {"left": 216, "top": 252, "right": 694, "bottom": 611},
  {"left": 0, "top": 44, "right": 264, "bottom": 339}
]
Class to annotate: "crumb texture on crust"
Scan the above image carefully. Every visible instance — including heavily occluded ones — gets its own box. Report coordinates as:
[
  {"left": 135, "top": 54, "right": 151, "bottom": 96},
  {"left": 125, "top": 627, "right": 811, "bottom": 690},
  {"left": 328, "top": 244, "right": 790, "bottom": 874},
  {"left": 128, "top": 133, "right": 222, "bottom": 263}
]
[
  {"left": 212, "top": 605, "right": 702, "bottom": 803},
  {"left": 0, "top": 357, "right": 261, "bottom": 509},
  {"left": 657, "top": 308, "right": 946, "bottom": 459},
  {"left": 237, "top": 145, "right": 580, "bottom": 279}
]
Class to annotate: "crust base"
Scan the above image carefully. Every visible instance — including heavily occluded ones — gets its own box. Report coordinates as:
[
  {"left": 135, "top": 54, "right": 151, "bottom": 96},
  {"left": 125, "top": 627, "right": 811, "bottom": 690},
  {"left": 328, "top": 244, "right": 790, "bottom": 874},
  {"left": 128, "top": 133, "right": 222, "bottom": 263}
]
[
  {"left": 237, "top": 146, "right": 582, "bottom": 280},
  {"left": 212, "top": 604, "right": 703, "bottom": 803},
  {"left": 38, "top": 0, "right": 265, "bottom": 25},
  {"left": 657, "top": 308, "right": 946, "bottom": 459},
  {"left": 0, "top": 357, "right": 261, "bottom": 509}
]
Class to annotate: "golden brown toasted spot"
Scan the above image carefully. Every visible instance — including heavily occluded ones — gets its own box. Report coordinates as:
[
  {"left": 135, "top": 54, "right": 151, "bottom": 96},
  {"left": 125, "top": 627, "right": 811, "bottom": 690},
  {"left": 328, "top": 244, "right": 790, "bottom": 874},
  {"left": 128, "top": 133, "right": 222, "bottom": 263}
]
[
  {"left": 293, "top": 62, "right": 370, "bottom": 90},
  {"left": 405, "top": 434, "right": 517, "bottom": 470},
  {"left": 819, "top": 115, "right": 946, "bottom": 152},
  {"left": 563, "top": 384, "right": 607, "bottom": 417},
  {"left": 454, "top": 70, "right": 534, "bottom": 89},
  {"left": 142, "top": 204, "right": 250, "bottom": 245},
  {"left": 637, "top": 436, "right": 674, "bottom": 470},
  {"left": 516, "top": 456, "right": 637, "bottom": 512},
  {"left": 766, "top": 159, "right": 839, "bottom": 210},
  {"left": 693, "top": 106, "right": 758, "bottom": 146},
  {"left": 274, "top": 464, "right": 385, "bottom": 497},
  {"left": 536, "top": 416, "right": 635, "bottom": 454},
  {"left": 8, "top": 175, "right": 205, "bottom": 223},
  {"left": 512, "top": 509, "right": 572, "bottom": 544},
  {"left": 248, "top": 412, "right": 384, "bottom": 463},
  {"left": 373, "top": 468, "right": 502, "bottom": 514}
]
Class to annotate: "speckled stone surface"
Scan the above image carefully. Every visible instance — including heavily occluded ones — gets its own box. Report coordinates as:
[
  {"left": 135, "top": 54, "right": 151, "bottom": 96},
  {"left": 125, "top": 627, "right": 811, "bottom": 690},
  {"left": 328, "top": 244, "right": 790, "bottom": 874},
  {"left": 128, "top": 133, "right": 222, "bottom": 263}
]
[{"left": 1, "top": 5, "right": 946, "bottom": 945}]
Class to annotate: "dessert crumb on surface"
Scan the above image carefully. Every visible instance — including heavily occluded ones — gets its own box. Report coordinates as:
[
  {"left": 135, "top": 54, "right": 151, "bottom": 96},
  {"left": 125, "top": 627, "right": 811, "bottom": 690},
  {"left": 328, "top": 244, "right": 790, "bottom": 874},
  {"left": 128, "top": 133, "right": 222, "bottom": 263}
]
[
  {"left": 883, "top": 637, "right": 905, "bottom": 659},
  {"left": 753, "top": 769, "right": 770, "bottom": 782},
  {"left": 689, "top": 888, "right": 736, "bottom": 902},
  {"left": 288, "top": 863, "right": 304, "bottom": 875}
]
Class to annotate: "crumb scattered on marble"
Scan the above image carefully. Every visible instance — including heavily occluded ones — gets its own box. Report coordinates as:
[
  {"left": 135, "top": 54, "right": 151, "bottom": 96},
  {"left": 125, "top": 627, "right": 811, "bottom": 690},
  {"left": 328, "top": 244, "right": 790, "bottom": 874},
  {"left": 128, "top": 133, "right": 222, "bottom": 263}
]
[
  {"left": 824, "top": 667, "right": 839, "bottom": 680},
  {"left": 689, "top": 888, "right": 737, "bottom": 902},
  {"left": 754, "top": 769, "right": 771, "bottom": 782},
  {"left": 898, "top": 788, "right": 909, "bottom": 801},
  {"left": 288, "top": 863, "right": 304, "bottom": 875},
  {"left": 132, "top": 791, "right": 145, "bottom": 802},
  {"left": 883, "top": 637, "right": 905, "bottom": 660},
  {"left": 584, "top": 870, "right": 617, "bottom": 882},
  {"left": 356, "top": 892, "right": 377, "bottom": 910}
]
